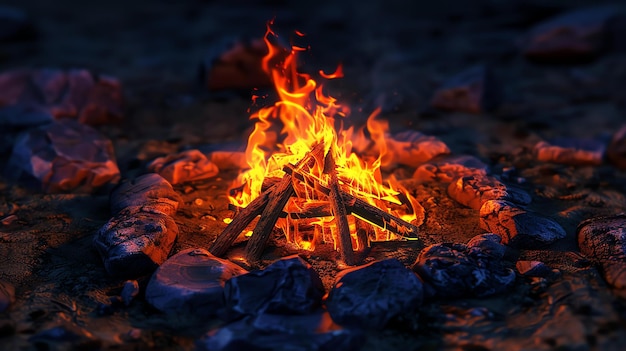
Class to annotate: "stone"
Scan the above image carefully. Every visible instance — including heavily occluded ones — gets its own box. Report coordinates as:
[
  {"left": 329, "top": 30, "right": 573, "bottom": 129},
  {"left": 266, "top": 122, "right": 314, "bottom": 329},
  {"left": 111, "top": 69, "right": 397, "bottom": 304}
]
[
  {"left": 0, "top": 6, "right": 36, "bottom": 42},
  {"left": 522, "top": 6, "right": 626, "bottom": 62},
  {"left": 601, "top": 260, "right": 626, "bottom": 293},
  {"left": 516, "top": 260, "right": 553, "bottom": 277},
  {"left": 196, "top": 142, "right": 247, "bottom": 170},
  {"left": 145, "top": 248, "right": 247, "bottom": 317},
  {"left": 6, "top": 119, "right": 120, "bottom": 193},
  {"left": 224, "top": 255, "right": 324, "bottom": 318},
  {"left": 29, "top": 318, "right": 101, "bottom": 350},
  {"left": 430, "top": 65, "right": 499, "bottom": 114},
  {"left": 466, "top": 233, "right": 507, "bottom": 259},
  {"left": 413, "top": 155, "right": 488, "bottom": 183},
  {"left": 447, "top": 174, "right": 531, "bottom": 210},
  {"left": 0, "top": 280, "right": 15, "bottom": 312},
  {"left": 607, "top": 124, "right": 626, "bottom": 170},
  {"left": 480, "top": 200, "right": 566, "bottom": 247},
  {"left": 534, "top": 138, "right": 606, "bottom": 166},
  {"left": 197, "top": 312, "right": 363, "bottom": 351},
  {"left": 412, "top": 242, "right": 516, "bottom": 299},
  {"left": 93, "top": 206, "right": 179, "bottom": 278},
  {"left": 121, "top": 280, "right": 139, "bottom": 306},
  {"left": 324, "top": 259, "right": 423, "bottom": 329},
  {"left": 577, "top": 214, "right": 626, "bottom": 261},
  {"left": 110, "top": 173, "right": 182, "bottom": 216},
  {"left": 383, "top": 130, "right": 449, "bottom": 168},
  {"left": 147, "top": 149, "right": 219, "bottom": 185}
]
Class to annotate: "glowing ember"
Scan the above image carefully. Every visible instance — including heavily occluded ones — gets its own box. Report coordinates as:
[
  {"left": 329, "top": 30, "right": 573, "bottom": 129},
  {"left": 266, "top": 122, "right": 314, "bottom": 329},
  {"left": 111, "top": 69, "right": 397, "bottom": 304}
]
[{"left": 228, "top": 21, "right": 420, "bottom": 250}]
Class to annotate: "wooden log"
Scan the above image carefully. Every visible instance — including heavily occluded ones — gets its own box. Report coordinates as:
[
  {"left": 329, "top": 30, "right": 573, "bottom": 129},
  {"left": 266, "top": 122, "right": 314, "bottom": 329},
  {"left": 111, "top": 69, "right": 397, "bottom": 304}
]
[
  {"left": 209, "top": 185, "right": 275, "bottom": 257},
  {"left": 325, "top": 150, "right": 356, "bottom": 265}
]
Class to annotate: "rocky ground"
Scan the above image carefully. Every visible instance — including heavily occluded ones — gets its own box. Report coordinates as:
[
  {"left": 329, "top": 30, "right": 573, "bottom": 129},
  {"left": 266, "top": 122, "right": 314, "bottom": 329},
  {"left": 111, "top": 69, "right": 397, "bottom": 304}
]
[{"left": 1, "top": 0, "right": 626, "bottom": 350}]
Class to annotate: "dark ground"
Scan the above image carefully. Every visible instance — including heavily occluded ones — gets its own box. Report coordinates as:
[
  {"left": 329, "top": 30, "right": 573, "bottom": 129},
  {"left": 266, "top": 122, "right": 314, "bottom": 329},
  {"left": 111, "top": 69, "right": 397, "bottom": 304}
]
[{"left": 1, "top": 0, "right": 626, "bottom": 350}]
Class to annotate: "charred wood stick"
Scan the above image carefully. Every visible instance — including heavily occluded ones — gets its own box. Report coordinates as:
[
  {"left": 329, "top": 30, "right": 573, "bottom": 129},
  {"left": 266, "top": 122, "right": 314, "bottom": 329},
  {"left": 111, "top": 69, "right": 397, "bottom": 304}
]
[
  {"left": 325, "top": 150, "right": 355, "bottom": 265},
  {"left": 210, "top": 185, "right": 275, "bottom": 257}
]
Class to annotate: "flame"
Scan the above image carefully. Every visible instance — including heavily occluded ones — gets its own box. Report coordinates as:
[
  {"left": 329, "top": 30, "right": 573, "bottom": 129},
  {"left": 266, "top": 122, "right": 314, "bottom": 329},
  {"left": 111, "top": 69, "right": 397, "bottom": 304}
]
[{"left": 228, "top": 21, "right": 419, "bottom": 249}]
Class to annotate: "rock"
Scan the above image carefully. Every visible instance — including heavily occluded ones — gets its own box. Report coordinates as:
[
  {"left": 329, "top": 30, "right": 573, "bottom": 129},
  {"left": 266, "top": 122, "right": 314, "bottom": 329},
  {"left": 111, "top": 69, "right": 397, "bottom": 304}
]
[
  {"left": 0, "top": 68, "right": 123, "bottom": 126},
  {"left": 196, "top": 142, "right": 247, "bottom": 170},
  {"left": 466, "top": 233, "right": 507, "bottom": 259},
  {"left": 145, "top": 248, "right": 247, "bottom": 317},
  {"left": 480, "top": 200, "right": 566, "bottom": 247},
  {"left": 0, "top": 280, "right": 15, "bottom": 312},
  {"left": 7, "top": 119, "right": 120, "bottom": 193},
  {"left": 522, "top": 6, "right": 626, "bottom": 62},
  {"left": 382, "top": 130, "right": 449, "bottom": 168},
  {"left": 121, "top": 280, "right": 139, "bottom": 306},
  {"left": 197, "top": 312, "right": 364, "bottom": 351},
  {"left": 412, "top": 242, "right": 516, "bottom": 299},
  {"left": 516, "top": 260, "right": 553, "bottom": 277},
  {"left": 93, "top": 206, "right": 179, "bottom": 278},
  {"left": 413, "top": 155, "right": 488, "bottom": 183},
  {"left": 147, "top": 149, "right": 219, "bottom": 185},
  {"left": 447, "top": 174, "right": 531, "bottom": 210},
  {"left": 110, "top": 173, "right": 182, "bottom": 216},
  {"left": 29, "top": 318, "right": 101, "bottom": 351},
  {"left": 0, "top": 6, "right": 36, "bottom": 42},
  {"left": 324, "top": 259, "right": 423, "bottom": 329},
  {"left": 601, "top": 260, "right": 626, "bottom": 293},
  {"left": 577, "top": 214, "right": 626, "bottom": 261},
  {"left": 607, "top": 124, "right": 626, "bottom": 170},
  {"left": 534, "top": 138, "right": 606, "bottom": 166},
  {"left": 430, "top": 65, "right": 499, "bottom": 114},
  {"left": 224, "top": 255, "right": 324, "bottom": 318},
  {"left": 532, "top": 305, "right": 588, "bottom": 350}
]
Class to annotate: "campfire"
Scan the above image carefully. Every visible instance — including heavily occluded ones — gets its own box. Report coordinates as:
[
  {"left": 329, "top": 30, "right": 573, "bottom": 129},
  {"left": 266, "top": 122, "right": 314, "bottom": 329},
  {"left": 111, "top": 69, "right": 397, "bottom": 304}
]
[{"left": 210, "top": 22, "right": 421, "bottom": 265}]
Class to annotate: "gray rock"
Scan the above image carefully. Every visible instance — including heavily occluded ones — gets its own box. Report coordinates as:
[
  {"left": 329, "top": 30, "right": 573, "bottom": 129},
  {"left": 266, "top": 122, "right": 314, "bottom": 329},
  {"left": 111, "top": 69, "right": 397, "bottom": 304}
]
[
  {"left": 534, "top": 138, "right": 606, "bottom": 166},
  {"left": 224, "top": 255, "right": 324, "bottom": 318},
  {"left": 480, "top": 200, "right": 566, "bottom": 247},
  {"left": 121, "top": 280, "right": 139, "bottom": 306},
  {"left": 412, "top": 242, "right": 516, "bottom": 299},
  {"left": 607, "top": 124, "right": 626, "bottom": 170},
  {"left": 145, "top": 248, "right": 247, "bottom": 317},
  {"left": 6, "top": 119, "right": 120, "bottom": 193},
  {"left": 197, "top": 312, "right": 363, "bottom": 351},
  {"left": 110, "top": 173, "right": 182, "bottom": 216},
  {"left": 448, "top": 174, "right": 531, "bottom": 210},
  {"left": 577, "top": 214, "right": 626, "bottom": 261},
  {"left": 93, "top": 206, "right": 179, "bottom": 278},
  {"left": 430, "top": 65, "right": 499, "bottom": 114},
  {"left": 325, "top": 259, "right": 423, "bottom": 329},
  {"left": 466, "top": 233, "right": 507, "bottom": 259},
  {"left": 147, "top": 149, "right": 219, "bottom": 185},
  {"left": 0, "top": 280, "right": 15, "bottom": 312},
  {"left": 516, "top": 260, "right": 553, "bottom": 277},
  {"left": 413, "top": 154, "right": 488, "bottom": 183}
]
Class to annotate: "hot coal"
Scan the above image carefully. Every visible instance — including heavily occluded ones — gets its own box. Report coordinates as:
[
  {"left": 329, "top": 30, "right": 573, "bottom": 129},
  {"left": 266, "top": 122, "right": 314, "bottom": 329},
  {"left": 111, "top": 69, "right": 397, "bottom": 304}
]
[
  {"left": 197, "top": 312, "right": 363, "bottom": 351},
  {"left": 412, "top": 242, "right": 515, "bottom": 299},
  {"left": 147, "top": 149, "right": 219, "bottom": 185},
  {"left": 6, "top": 119, "right": 120, "bottom": 193},
  {"left": 223, "top": 255, "right": 324, "bottom": 319},
  {"left": 534, "top": 138, "right": 606, "bottom": 166},
  {"left": 93, "top": 206, "right": 179, "bottom": 278},
  {"left": 430, "top": 65, "right": 499, "bottom": 114},
  {"left": 324, "top": 258, "right": 423, "bottom": 329},
  {"left": 383, "top": 130, "right": 449, "bottom": 168},
  {"left": 413, "top": 155, "right": 488, "bottom": 183},
  {"left": 110, "top": 173, "right": 182, "bottom": 216},
  {"left": 0, "top": 280, "right": 15, "bottom": 312},
  {"left": 480, "top": 200, "right": 566, "bottom": 247},
  {"left": 448, "top": 174, "right": 531, "bottom": 210},
  {"left": 577, "top": 214, "right": 626, "bottom": 261},
  {"left": 121, "top": 280, "right": 139, "bottom": 306},
  {"left": 145, "top": 248, "right": 247, "bottom": 317},
  {"left": 516, "top": 260, "right": 554, "bottom": 278},
  {"left": 607, "top": 124, "right": 626, "bottom": 170},
  {"left": 0, "top": 6, "right": 36, "bottom": 42}
]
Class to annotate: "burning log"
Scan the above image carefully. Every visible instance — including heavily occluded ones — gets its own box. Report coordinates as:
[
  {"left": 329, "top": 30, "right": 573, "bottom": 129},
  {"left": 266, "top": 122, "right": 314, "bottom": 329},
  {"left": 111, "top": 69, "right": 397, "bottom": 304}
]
[{"left": 325, "top": 149, "right": 356, "bottom": 265}]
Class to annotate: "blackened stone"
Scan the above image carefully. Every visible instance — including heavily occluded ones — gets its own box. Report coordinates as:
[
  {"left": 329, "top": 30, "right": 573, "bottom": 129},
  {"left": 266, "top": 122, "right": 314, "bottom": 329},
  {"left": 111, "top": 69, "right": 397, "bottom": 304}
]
[
  {"left": 145, "top": 248, "right": 247, "bottom": 317},
  {"left": 430, "top": 65, "right": 499, "bottom": 114},
  {"left": 577, "top": 214, "right": 626, "bottom": 261},
  {"left": 224, "top": 255, "right": 324, "bottom": 318},
  {"left": 0, "top": 280, "right": 15, "bottom": 312},
  {"left": 384, "top": 130, "right": 449, "bottom": 168},
  {"left": 7, "top": 119, "right": 120, "bottom": 193},
  {"left": 325, "top": 259, "right": 423, "bottom": 329},
  {"left": 466, "top": 233, "right": 507, "bottom": 259},
  {"left": 448, "top": 174, "right": 531, "bottom": 210},
  {"left": 534, "top": 138, "right": 606, "bottom": 166},
  {"left": 480, "top": 200, "right": 566, "bottom": 247},
  {"left": 412, "top": 242, "right": 516, "bottom": 299},
  {"left": 413, "top": 155, "right": 488, "bottom": 183},
  {"left": 522, "top": 6, "right": 625, "bottom": 62},
  {"left": 121, "top": 280, "right": 139, "bottom": 306},
  {"left": 197, "top": 312, "right": 363, "bottom": 351},
  {"left": 607, "top": 125, "right": 626, "bottom": 170},
  {"left": 516, "top": 260, "right": 553, "bottom": 277},
  {"left": 93, "top": 207, "right": 179, "bottom": 278},
  {"left": 0, "top": 6, "right": 36, "bottom": 42},
  {"left": 147, "top": 149, "right": 219, "bottom": 185},
  {"left": 110, "top": 173, "right": 182, "bottom": 216}
]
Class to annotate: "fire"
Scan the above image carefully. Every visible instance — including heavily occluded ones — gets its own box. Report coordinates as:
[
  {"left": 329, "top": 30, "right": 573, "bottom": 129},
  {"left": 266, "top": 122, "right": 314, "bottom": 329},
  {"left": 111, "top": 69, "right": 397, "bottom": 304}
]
[{"left": 228, "top": 21, "right": 420, "bottom": 250}]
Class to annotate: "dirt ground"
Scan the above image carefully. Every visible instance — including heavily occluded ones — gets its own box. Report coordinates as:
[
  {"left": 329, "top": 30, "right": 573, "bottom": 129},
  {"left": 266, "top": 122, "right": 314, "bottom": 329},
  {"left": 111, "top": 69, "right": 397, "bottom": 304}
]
[{"left": 1, "top": 0, "right": 626, "bottom": 350}]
